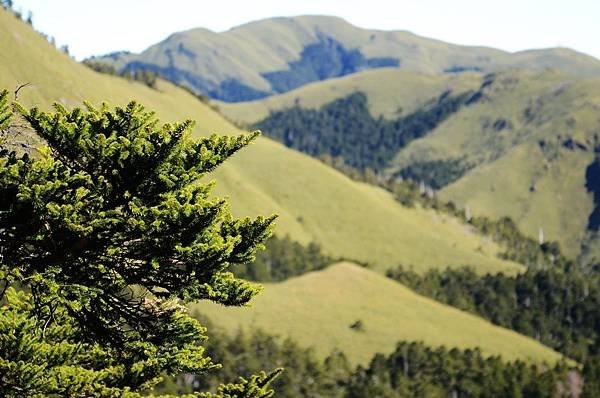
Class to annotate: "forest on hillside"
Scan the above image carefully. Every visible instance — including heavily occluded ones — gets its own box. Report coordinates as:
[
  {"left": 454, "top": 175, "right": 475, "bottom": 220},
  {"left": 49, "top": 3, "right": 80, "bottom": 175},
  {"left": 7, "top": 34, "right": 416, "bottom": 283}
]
[
  {"left": 158, "top": 323, "right": 577, "bottom": 398},
  {"left": 254, "top": 90, "right": 479, "bottom": 183}
]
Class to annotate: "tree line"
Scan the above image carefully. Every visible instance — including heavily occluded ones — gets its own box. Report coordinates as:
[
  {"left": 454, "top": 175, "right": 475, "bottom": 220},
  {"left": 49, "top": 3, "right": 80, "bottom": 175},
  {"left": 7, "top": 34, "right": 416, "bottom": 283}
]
[
  {"left": 157, "top": 321, "right": 579, "bottom": 398},
  {"left": 232, "top": 235, "right": 334, "bottom": 282},
  {"left": 386, "top": 263, "right": 600, "bottom": 362},
  {"left": 384, "top": 261, "right": 600, "bottom": 395}
]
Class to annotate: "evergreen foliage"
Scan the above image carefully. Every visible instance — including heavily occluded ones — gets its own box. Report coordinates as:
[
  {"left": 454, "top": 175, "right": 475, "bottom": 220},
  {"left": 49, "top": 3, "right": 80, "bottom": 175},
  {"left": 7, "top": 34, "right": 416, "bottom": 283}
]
[
  {"left": 261, "top": 36, "right": 399, "bottom": 94},
  {"left": 253, "top": 90, "right": 477, "bottom": 172},
  {"left": 0, "top": 89, "right": 10, "bottom": 131},
  {"left": 468, "top": 216, "right": 562, "bottom": 267},
  {"left": 387, "top": 263, "right": 600, "bottom": 361},
  {"left": 160, "top": 324, "right": 572, "bottom": 397},
  {"left": 346, "top": 342, "right": 570, "bottom": 398},
  {"left": 231, "top": 235, "right": 333, "bottom": 282},
  {"left": 585, "top": 154, "right": 600, "bottom": 231},
  {"left": 0, "top": 90, "right": 279, "bottom": 396},
  {"left": 194, "top": 326, "right": 347, "bottom": 397},
  {"left": 582, "top": 357, "right": 600, "bottom": 397},
  {"left": 397, "top": 158, "right": 473, "bottom": 190}
]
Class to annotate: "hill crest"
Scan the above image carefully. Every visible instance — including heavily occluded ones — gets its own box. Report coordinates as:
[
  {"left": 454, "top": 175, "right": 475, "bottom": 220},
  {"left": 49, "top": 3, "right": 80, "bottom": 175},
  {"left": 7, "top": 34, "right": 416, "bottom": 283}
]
[
  {"left": 194, "top": 262, "right": 565, "bottom": 365},
  {"left": 91, "top": 15, "right": 600, "bottom": 102}
]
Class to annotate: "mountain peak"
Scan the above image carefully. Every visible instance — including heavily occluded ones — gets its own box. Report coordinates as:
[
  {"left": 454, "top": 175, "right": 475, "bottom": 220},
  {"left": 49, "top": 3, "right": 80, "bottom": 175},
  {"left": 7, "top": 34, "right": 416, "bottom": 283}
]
[
  {"left": 228, "top": 14, "right": 354, "bottom": 31},
  {"left": 91, "top": 14, "right": 600, "bottom": 103}
]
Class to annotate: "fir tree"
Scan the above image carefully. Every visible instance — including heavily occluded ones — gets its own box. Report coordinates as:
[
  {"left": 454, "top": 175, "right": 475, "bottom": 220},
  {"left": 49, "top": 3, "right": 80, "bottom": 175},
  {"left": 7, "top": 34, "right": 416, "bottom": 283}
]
[{"left": 0, "top": 89, "right": 279, "bottom": 397}]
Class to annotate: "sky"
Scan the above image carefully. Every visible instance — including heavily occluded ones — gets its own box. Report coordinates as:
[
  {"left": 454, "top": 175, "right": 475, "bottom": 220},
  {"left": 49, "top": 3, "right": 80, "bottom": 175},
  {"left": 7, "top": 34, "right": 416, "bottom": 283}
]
[{"left": 11, "top": 0, "right": 600, "bottom": 61}]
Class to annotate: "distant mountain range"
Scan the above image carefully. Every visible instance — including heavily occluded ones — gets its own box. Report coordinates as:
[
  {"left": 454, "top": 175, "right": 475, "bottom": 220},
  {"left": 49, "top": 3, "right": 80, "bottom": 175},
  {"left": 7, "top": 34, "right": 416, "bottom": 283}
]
[{"left": 91, "top": 15, "right": 600, "bottom": 102}]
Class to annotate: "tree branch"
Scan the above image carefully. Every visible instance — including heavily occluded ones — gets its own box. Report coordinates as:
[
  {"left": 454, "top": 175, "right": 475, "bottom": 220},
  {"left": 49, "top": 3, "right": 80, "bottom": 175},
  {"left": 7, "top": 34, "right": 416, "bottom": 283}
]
[{"left": 14, "top": 82, "right": 31, "bottom": 100}]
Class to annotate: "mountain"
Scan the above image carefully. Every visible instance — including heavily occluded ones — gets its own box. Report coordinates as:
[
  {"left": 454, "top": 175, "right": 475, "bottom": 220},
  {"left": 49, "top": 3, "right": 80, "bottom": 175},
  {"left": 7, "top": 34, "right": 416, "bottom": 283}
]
[
  {"left": 194, "top": 262, "right": 564, "bottom": 365},
  {"left": 91, "top": 15, "right": 600, "bottom": 102},
  {"left": 0, "top": 7, "right": 568, "bottom": 371},
  {"left": 0, "top": 8, "right": 522, "bottom": 274},
  {"left": 219, "top": 67, "right": 600, "bottom": 261},
  {"left": 416, "top": 70, "right": 600, "bottom": 262}
]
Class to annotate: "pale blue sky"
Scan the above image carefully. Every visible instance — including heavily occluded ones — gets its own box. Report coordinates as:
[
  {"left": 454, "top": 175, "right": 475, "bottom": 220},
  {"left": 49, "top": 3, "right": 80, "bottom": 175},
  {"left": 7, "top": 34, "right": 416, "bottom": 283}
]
[{"left": 12, "top": 0, "right": 600, "bottom": 61}]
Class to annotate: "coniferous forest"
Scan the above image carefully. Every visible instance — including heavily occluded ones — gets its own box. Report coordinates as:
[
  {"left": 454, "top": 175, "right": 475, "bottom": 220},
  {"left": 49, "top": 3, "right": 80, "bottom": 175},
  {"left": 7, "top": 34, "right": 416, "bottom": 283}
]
[
  {"left": 253, "top": 90, "right": 477, "bottom": 175},
  {"left": 160, "top": 322, "right": 575, "bottom": 398}
]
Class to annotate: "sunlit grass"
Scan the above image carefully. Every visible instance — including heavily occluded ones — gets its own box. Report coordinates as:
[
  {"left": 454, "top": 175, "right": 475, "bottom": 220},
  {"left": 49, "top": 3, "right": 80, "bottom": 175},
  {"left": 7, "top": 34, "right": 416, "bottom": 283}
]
[{"left": 194, "top": 263, "right": 565, "bottom": 365}]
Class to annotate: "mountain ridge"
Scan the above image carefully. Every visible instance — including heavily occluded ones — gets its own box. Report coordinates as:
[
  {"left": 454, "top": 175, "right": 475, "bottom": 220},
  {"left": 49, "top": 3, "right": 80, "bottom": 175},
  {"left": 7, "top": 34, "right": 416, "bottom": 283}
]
[{"left": 91, "top": 15, "right": 600, "bottom": 102}]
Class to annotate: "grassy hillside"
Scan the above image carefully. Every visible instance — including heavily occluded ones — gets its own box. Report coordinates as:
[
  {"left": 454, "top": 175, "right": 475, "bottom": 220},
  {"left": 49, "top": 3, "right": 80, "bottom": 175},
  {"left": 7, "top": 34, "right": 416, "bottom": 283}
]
[
  {"left": 0, "top": 8, "right": 523, "bottom": 274},
  {"left": 93, "top": 15, "right": 600, "bottom": 102},
  {"left": 194, "top": 262, "right": 565, "bottom": 365},
  {"left": 218, "top": 68, "right": 482, "bottom": 124},
  {"left": 221, "top": 66, "right": 600, "bottom": 259},
  {"left": 398, "top": 71, "right": 600, "bottom": 259}
]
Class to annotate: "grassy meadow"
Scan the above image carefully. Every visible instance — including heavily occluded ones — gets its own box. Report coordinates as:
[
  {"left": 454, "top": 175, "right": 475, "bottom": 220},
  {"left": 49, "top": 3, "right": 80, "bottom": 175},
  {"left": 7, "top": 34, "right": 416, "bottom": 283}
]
[{"left": 194, "top": 262, "right": 565, "bottom": 365}]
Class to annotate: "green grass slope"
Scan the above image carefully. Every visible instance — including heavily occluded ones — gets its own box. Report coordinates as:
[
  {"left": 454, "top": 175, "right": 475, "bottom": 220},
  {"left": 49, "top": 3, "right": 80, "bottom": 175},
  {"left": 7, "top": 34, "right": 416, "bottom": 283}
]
[
  {"left": 95, "top": 15, "right": 600, "bottom": 101},
  {"left": 217, "top": 68, "right": 482, "bottom": 124},
  {"left": 220, "top": 66, "right": 600, "bottom": 258},
  {"left": 194, "top": 262, "right": 564, "bottom": 365},
  {"left": 0, "top": 9, "right": 524, "bottom": 274},
  {"left": 393, "top": 70, "right": 600, "bottom": 258}
]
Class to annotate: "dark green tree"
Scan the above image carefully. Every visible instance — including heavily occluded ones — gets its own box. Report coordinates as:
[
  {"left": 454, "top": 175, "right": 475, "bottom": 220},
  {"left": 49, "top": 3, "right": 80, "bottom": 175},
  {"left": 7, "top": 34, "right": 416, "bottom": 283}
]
[
  {"left": 0, "top": 89, "right": 279, "bottom": 397},
  {"left": 231, "top": 235, "right": 333, "bottom": 282},
  {"left": 582, "top": 358, "right": 600, "bottom": 398},
  {"left": 253, "top": 90, "right": 476, "bottom": 173}
]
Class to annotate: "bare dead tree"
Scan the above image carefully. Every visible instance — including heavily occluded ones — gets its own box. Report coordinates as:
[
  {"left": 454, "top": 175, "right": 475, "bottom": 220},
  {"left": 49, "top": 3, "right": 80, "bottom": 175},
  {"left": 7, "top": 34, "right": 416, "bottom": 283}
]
[{"left": 14, "top": 82, "right": 31, "bottom": 100}]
